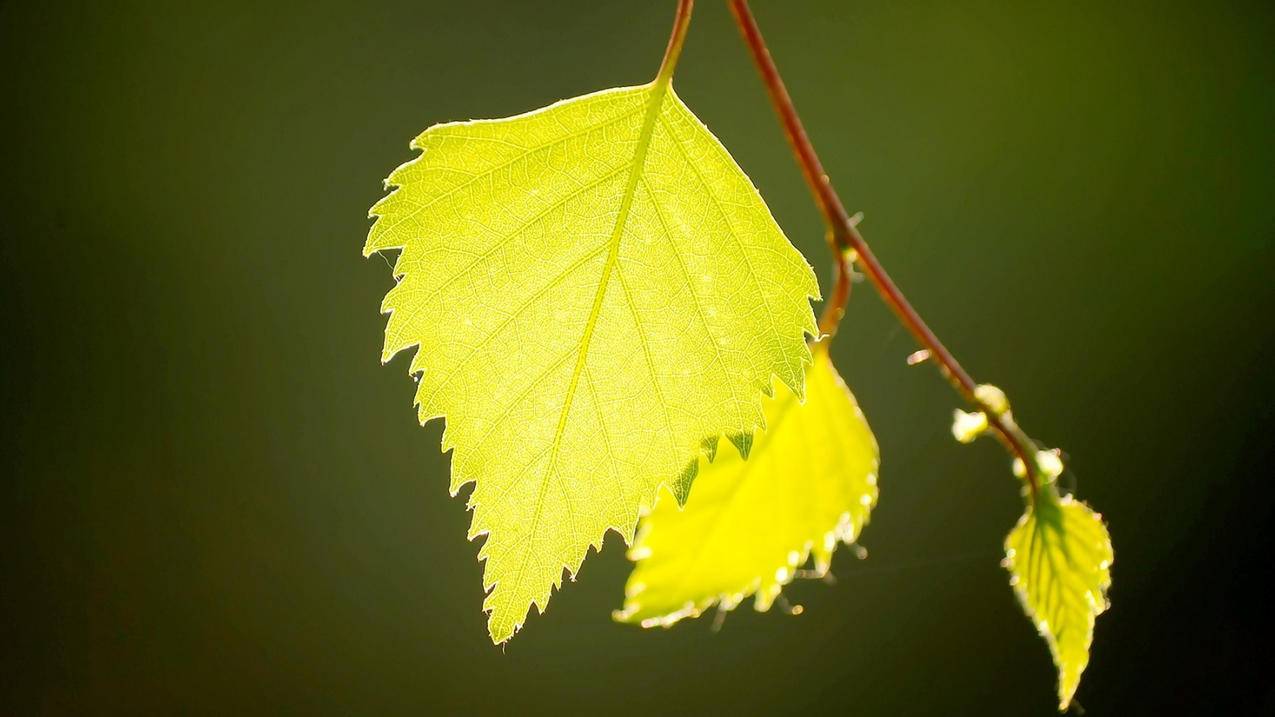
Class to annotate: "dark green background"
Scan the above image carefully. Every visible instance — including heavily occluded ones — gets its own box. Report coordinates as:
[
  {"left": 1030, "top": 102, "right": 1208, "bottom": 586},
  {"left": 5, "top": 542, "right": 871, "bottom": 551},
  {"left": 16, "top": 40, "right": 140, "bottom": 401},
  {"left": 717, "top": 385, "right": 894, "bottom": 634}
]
[{"left": 4, "top": 0, "right": 1272, "bottom": 713}]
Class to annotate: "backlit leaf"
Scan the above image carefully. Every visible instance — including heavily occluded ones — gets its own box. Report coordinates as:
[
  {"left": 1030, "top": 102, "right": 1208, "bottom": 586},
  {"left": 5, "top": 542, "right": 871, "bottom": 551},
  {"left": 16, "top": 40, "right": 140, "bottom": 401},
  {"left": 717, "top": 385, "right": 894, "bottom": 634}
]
[
  {"left": 1004, "top": 489, "right": 1113, "bottom": 710},
  {"left": 365, "top": 80, "right": 818, "bottom": 642},
  {"left": 615, "top": 345, "right": 877, "bottom": 626}
]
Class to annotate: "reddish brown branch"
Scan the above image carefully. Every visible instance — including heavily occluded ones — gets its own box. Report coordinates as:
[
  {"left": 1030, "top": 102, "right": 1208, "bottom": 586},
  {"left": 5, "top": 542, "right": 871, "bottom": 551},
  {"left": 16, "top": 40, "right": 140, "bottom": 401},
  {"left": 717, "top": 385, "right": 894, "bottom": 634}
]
[{"left": 727, "top": 0, "right": 1041, "bottom": 497}]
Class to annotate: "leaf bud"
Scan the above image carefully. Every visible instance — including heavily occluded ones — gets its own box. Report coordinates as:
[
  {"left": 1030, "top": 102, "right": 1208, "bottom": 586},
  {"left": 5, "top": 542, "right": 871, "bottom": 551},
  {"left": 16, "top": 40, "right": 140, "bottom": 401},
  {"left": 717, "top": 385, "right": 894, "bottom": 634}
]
[{"left": 951, "top": 408, "right": 989, "bottom": 443}]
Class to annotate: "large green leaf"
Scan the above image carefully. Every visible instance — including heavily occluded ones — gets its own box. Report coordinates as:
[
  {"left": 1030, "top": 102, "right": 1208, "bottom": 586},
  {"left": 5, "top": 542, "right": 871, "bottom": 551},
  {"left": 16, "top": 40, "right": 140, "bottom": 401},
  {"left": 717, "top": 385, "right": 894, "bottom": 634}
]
[
  {"left": 365, "top": 80, "right": 818, "bottom": 642},
  {"left": 1004, "top": 489, "right": 1113, "bottom": 710},
  {"left": 616, "top": 345, "right": 877, "bottom": 626}
]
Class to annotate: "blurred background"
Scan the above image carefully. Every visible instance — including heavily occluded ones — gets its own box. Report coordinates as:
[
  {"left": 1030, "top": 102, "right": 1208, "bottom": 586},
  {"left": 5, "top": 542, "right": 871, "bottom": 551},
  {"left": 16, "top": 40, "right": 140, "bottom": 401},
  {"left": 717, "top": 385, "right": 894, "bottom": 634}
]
[{"left": 3, "top": 0, "right": 1272, "bottom": 713}]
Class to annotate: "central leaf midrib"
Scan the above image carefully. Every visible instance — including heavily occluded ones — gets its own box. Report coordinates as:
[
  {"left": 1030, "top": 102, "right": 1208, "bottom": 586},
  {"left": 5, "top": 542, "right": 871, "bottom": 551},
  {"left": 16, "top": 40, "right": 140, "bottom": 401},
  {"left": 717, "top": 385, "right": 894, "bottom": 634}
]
[{"left": 510, "top": 79, "right": 675, "bottom": 595}]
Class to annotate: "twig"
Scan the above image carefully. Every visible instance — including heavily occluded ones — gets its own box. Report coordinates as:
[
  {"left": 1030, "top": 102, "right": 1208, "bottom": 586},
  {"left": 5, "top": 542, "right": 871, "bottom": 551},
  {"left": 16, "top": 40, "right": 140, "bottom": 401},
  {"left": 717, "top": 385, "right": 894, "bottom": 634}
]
[{"left": 727, "top": 0, "right": 1042, "bottom": 498}]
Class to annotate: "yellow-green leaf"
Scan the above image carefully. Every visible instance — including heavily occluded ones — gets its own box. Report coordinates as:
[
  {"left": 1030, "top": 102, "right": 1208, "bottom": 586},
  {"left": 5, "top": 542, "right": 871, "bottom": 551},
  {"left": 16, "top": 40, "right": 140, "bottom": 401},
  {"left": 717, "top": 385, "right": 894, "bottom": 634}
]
[
  {"left": 365, "top": 80, "right": 818, "bottom": 643},
  {"left": 615, "top": 345, "right": 877, "bottom": 626},
  {"left": 1004, "top": 490, "right": 1113, "bottom": 710}
]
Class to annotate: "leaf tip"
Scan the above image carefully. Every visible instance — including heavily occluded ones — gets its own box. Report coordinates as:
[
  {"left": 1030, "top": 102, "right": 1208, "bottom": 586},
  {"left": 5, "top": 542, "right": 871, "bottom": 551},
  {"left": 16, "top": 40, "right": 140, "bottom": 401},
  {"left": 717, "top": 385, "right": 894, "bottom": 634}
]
[{"left": 669, "top": 459, "right": 698, "bottom": 507}]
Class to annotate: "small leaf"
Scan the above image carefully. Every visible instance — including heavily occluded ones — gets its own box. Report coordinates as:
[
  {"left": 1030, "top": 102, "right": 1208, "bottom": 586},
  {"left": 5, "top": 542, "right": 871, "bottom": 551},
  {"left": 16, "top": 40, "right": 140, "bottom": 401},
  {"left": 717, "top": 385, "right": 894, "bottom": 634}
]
[
  {"left": 366, "top": 81, "right": 818, "bottom": 642},
  {"left": 615, "top": 345, "right": 877, "bottom": 626},
  {"left": 1004, "top": 489, "right": 1113, "bottom": 710}
]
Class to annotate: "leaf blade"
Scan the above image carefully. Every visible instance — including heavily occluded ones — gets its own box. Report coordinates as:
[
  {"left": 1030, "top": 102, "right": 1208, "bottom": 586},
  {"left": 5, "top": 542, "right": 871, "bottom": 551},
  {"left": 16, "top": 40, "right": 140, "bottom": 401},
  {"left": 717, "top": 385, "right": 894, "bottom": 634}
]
[
  {"left": 366, "top": 83, "right": 819, "bottom": 642},
  {"left": 1004, "top": 491, "right": 1113, "bottom": 710},
  {"left": 616, "top": 346, "right": 877, "bottom": 626}
]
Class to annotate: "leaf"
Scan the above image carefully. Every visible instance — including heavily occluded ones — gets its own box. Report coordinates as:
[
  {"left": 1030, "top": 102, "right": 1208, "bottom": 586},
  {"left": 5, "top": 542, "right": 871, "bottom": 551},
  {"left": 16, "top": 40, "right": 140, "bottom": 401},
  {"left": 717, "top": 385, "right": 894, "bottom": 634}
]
[
  {"left": 1004, "top": 489, "right": 1113, "bottom": 710},
  {"left": 615, "top": 344, "right": 877, "bottom": 626},
  {"left": 364, "top": 80, "right": 819, "bottom": 642}
]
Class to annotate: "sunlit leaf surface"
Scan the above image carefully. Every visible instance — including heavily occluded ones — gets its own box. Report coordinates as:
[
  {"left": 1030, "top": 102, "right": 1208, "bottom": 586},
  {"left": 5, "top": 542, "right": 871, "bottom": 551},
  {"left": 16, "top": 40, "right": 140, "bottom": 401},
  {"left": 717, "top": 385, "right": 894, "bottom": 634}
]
[
  {"left": 616, "top": 346, "right": 876, "bottom": 626},
  {"left": 1004, "top": 490, "right": 1113, "bottom": 710},
  {"left": 366, "top": 80, "right": 818, "bottom": 642}
]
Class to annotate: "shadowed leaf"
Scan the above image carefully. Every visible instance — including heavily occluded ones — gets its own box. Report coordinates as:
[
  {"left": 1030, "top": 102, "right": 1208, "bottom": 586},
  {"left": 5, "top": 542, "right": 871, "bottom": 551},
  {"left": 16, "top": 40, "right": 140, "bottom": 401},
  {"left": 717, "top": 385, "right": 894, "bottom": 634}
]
[{"left": 616, "top": 346, "right": 876, "bottom": 626}]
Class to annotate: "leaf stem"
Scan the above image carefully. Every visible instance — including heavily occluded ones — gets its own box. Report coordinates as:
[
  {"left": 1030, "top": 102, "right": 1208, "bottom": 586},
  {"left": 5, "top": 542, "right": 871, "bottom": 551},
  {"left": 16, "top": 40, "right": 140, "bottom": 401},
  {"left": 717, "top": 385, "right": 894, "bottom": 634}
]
[
  {"left": 656, "top": 0, "right": 695, "bottom": 86},
  {"left": 727, "top": 0, "right": 1041, "bottom": 498}
]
